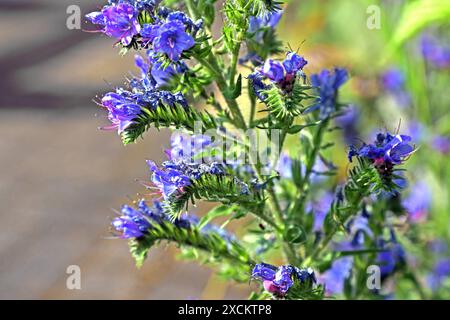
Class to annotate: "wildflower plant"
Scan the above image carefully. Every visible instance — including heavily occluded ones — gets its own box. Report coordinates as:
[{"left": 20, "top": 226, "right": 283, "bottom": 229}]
[{"left": 87, "top": 0, "right": 422, "bottom": 299}]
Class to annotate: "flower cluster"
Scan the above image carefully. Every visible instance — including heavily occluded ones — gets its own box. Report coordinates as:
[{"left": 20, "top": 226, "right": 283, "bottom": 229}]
[
  {"left": 86, "top": 1, "right": 202, "bottom": 62},
  {"left": 100, "top": 55, "right": 187, "bottom": 133},
  {"left": 348, "top": 132, "right": 414, "bottom": 178},
  {"left": 112, "top": 199, "right": 189, "bottom": 238},
  {"left": 86, "top": 0, "right": 429, "bottom": 301},
  {"left": 249, "top": 51, "right": 308, "bottom": 97},
  {"left": 146, "top": 159, "right": 225, "bottom": 199},
  {"left": 141, "top": 14, "right": 197, "bottom": 61},
  {"left": 308, "top": 68, "right": 349, "bottom": 119},
  {"left": 86, "top": 2, "right": 142, "bottom": 46},
  {"left": 112, "top": 198, "right": 236, "bottom": 243},
  {"left": 252, "top": 263, "right": 316, "bottom": 296}
]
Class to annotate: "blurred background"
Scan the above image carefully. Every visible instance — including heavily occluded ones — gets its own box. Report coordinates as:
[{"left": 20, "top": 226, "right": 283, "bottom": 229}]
[{"left": 0, "top": 0, "right": 449, "bottom": 299}]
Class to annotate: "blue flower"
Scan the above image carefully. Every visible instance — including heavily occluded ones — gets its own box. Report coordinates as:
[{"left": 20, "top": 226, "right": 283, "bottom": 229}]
[
  {"left": 380, "top": 68, "right": 410, "bottom": 107},
  {"left": 335, "top": 105, "right": 360, "bottom": 144},
  {"left": 150, "top": 20, "right": 195, "bottom": 61},
  {"left": 248, "top": 72, "right": 270, "bottom": 101},
  {"left": 100, "top": 55, "right": 189, "bottom": 134},
  {"left": 86, "top": 3, "right": 141, "bottom": 46},
  {"left": 348, "top": 132, "right": 414, "bottom": 168},
  {"left": 146, "top": 156, "right": 226, "bottom": 199},
  {"left": 248, "top": 10, "right": 283, "bottom": 43},
  {"left": 381, "top": 68, "right": 404, "bottom": 92},
  {"left": 262, "top": 59, "right": 285, "bottom": 82},
  {"left": 252, "top": 263, "right": 316, "bottom": 296},
  {"left": 375, "top": 231, "right": 406, "bottom": 278},
  {"left": 166, "top": 11, "right": 203, "bottom": 34},
  {"left": 112, "top": 198, "right": 235, "bottom": 240},
  {"left": 108, "top": 0, "right": 162, "bottom": 11},
  {"left": 309, "top": 68, "right": 348, "bottom": 119},
  {"left": 101, "top": 91, "right": 142, "bottom": 133},
  {"left": 146, "top": 160, "right": 192, "bottom": 199},
  {"left": 283, "top": 52, "right": 308, "bottom": 74},
  {"left": 319, "top": 257, "right": 353, "bottom": 295},
  {"left": 427, "top": 258, "right": 450, "bottom": 292},
  {"left": 333, "top": 208, "right": 373, "bottom": 251},
  {"left": 306, "top": 192, "right": 334, "bottom": 233},
  {"left": 250, "top": 52, "right": 308, "bottom": 97},
  {"left": 146, "top": 50, "right": 188, "bottom": 86},
  {"left": 421, "top": 34, "right": 450, "bottom": 69},
  {"left": 112, "top": 199, "right": 174, "bottom": 239},
  {"left": 432, "top": 135, "right": 450, "bottom": 155},
  {"left": 403, "top": 182, "right": 431, "bottom": 223},
  {"left": 168, "top": 133, "right": 213, "bottom": 160}
]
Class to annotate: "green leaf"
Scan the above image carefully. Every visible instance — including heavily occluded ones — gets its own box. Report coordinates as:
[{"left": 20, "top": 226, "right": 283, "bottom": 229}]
[
  {"left": 283, "top": 224, "right": 307, "bottom": 244},
  {"left": 121, "top": 103, "right": 219, "bottom": 145},
  {"left": 388, "top": 0, "right": 450, "bottom": 52},
  {"left": 198, "top": 205, "right": 237, "bottom": 230},
  {"left": 287, "top": 120, "right": 322, "bottom": 134},
  {"left": 129, "top": 237, "right": 154, "bottom": 268},
  {"left": 223, "top": 74, "right": 242, "bottom": 99},
  {"left": 128, "top": 219, "right": 253, "bottom": 268},
  {"left": 163, "top": 173, "right": 264, "bottom": 219}
]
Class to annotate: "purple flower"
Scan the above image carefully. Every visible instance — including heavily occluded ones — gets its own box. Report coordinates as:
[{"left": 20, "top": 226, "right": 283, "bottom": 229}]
[
  {"left": 248, "top": 11, "right": 283, "bottom": 33},
  {"left": 403, "top": 182, "right": 431, "bottom": 223},
  {"left": 146, "top": 156, "right": 226, "bottom": 200},
  {"left": 335, "top": 105, "right": 360, "bottom": 144},
  {"left": 375, "top": 231, "right": 406, "bottom": 278},
  {"left": 109, "top": 0, "right": 162, "bottom": 11},
  {"left": 432, "top": 135, "right": 450, "bottom": 154},
  {"left": 262, "top": 60, "right": 285, "bottom": 82},
  {"left": 252, "top": 263, "right": 316, "bottom": 296},
  {"left": 169, "top": 132, "right": 213, "bottom": 160},
  {"left": 306, "top": 192, "right": 334, "bottom": 233},
  {"left": 276, "top": 153, "right": 293, "bottom": 179},
  {"left": 272, "top": 265, "right": 295, "bottom": 293},
  {"left": 380, "top": 68, "right": 410, "bottom": 107},
  {"left": 86, "top": 3, "right": 141, "bottom": 46},
  {"left": 101, "top": 91, "right": 142, "bottom": 133},
  {"left": 112, "top": 198, "right": 234, "bottom": 240},
  {"left": 248, "top": 10, "right": 283, "bottom": 43},
  {"left": 381, "top": 68, "right": 404, "bottom": 92},
  {"left": 146, "top": 50, "right": 188, "bottom": 86},
  {"left": 427, "top": 258, "right": 450, "bottom": 291},
  {"left": 146, "top": 160, "right": 192, "bottom": 199},
  {"left": 248, "top": 72, "right": 270, "bottom": 100},
  {"left": 348, "top": 132, "right": 414, "bottom": 167},
  {"left": 252, "top": 263, "right": 277, "bottom": 281},
  {"left": 333, "top": 209, "right": 373, "bottom": 251},
  {"left": 112, "top": 199, "right": 168, "bottom": 239},
  {"left": 239, "top": 52, "right": 264, "bottom": 67},
  {"left": 421, "top": 34, "right": 450, "bottom": 69},
  {"left": 250, "top": 52, "right": 308, "bottom": 97},
  {"left": 319, "top": 257, "right": 353, "bottom": 295},
  {"left": 283, "top": 52, "right": 308, "bottom": 74},
  {"left": 151, "top": 20, "right": 195, "bottom": 61},
  {"left": 309, "top": 68, "right": 349, "bottom": 119}
]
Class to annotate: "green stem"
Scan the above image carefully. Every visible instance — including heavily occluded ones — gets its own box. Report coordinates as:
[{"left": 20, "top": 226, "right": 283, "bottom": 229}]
[
  {"left": 185, "top": 0, "right": 199, "bottom": 20},
  {"left": 289, "top": 118, "right": 329, "bottom": 218}
]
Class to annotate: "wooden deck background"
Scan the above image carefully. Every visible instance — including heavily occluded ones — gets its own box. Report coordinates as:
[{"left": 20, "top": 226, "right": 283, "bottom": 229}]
[{"left": 0, "top": 0, "right": 250, "bottom": 299}]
